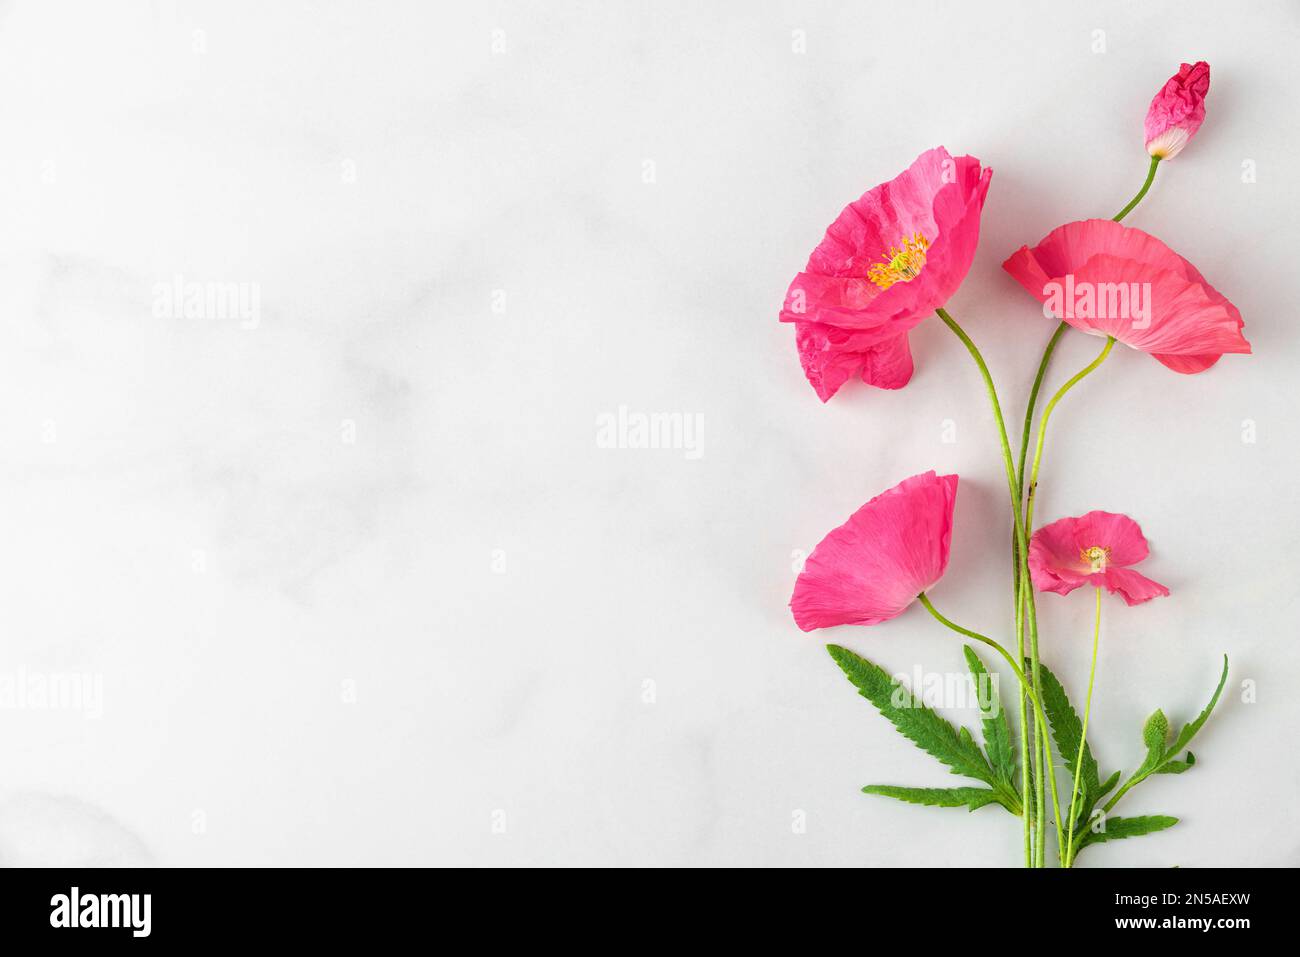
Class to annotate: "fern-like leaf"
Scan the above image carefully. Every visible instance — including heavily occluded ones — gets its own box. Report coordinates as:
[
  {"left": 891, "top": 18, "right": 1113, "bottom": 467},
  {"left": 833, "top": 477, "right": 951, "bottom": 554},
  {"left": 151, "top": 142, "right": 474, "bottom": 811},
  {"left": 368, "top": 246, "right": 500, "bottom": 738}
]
[
  {"left": 963, "top": 646, "right": 1016, "bottom": 787},
  {"left": 1155, "top": 752, "right": 1196, "bottom": 775},
  {"left": 1077, "top": 814, "right": 1178, "bottom": 849},
  {"left": 863, "top": 785, "right": 1003, "bottom": 812},
  {"left": 1139, "top": 709, "right": 1170, "bottom": 774},
  {"left": 1037, "top": 662, "right": 1101, "bottom": 799},
  {"left": 1165, "top": 656, "right": 1229, "bottom": 760},
  {"left": 827, "top": 645, "right": 994, "bottom": 785},
  {"left": 1097, "top": 769, "right": 1122, "bottom": 797}
]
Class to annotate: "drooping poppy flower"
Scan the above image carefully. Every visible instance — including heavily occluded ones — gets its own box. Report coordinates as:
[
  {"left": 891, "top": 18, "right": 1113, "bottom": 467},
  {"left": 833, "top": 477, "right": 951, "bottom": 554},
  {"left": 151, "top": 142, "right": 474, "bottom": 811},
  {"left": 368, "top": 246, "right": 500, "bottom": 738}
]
[
  {"left": 1145, "top": 62, "right": 1210, "bottom": 160},
  {"left": 791, "top": 471, "right": 957, "bottom": 631},
  {"left": 1028, "top": 511, "right": 1169, "bottom": 606},
  {"left": 1002, "top": 219, "right": 1249, "bottom": 374},
  {"left": 779, "top": 147, "right": 993, "bottom": 401}
]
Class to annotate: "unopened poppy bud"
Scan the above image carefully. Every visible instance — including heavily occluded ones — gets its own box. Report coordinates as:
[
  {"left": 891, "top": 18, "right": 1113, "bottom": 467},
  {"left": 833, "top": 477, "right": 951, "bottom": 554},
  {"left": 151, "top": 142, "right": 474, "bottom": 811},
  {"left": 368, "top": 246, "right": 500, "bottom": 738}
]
[{"left": 1144, "top": 61, "right": 1210, "bottom": 160}]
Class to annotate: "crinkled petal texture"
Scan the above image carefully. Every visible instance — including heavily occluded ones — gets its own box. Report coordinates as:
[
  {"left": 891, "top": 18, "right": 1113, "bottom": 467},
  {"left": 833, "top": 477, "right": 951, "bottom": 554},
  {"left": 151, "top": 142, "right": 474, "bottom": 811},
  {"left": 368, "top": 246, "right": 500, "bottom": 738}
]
[
  {"left": 795, "top": 324, "right": 914, "bottom": 401},
  {"left": 1029, "top": 510, "right": 1170, "bottom": 606},
  {"left": 1145, "top": 61, "right": 1210, "bottom": 160},
  {"left": 791, "top": 471, "right": 957, "bottom": 631},
  {"left": 781, "top": 147, "right": 992, "bottom": 401},
  {"left": 1002, "top": 219, "right": 1249, "bottom": 373}
]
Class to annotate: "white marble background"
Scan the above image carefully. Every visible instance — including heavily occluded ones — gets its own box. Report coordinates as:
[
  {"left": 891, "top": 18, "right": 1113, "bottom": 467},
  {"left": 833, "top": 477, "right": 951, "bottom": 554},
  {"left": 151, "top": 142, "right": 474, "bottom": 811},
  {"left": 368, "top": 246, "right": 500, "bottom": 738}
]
[{"left": 0, "top": 0, "right": 1296, "bottom": 866}]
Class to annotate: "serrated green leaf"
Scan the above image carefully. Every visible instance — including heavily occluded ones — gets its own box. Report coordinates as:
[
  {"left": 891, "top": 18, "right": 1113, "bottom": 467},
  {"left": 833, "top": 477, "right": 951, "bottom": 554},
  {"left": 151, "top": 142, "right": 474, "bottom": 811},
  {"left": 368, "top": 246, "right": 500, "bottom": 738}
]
[
  {"left": 1078, "top": 814, "right": 1178, "bottom": 849},
  {"left": 958, "top": 726, "right": 978, "bottom": 751},
  {"left": 862, "top": 785, "right": 1003, "bottom": 812},
  {"left": 1142, "top": 709, "right": 1168, "bottom": 750},
  {"left": 1139, "top": 709, "right": 1169, "bottom": 773},
  {"left": 963, "top": 646, "right": 1015, "bottom": 787},
  {"left": 1097, "top": 769, "right": 1121, "bottom": 797},
  {"left": 827, "top": 645, "right": 993, "bottom": 785},
  {"left": 1165, "top": 656, "right": 1229, "bottom": 760},
  {"left": 1093, "top": 658, "right": 1228, "bottom": 819},
  {"left": 1075, "top": 766, "right": 1124, "bottom": 835},
  {"left": 1155, "top": 753, "right": 1195, "bottom": 774},
  {"left": 1037, "top": 662, "right": 1101, "bottom": 799}
]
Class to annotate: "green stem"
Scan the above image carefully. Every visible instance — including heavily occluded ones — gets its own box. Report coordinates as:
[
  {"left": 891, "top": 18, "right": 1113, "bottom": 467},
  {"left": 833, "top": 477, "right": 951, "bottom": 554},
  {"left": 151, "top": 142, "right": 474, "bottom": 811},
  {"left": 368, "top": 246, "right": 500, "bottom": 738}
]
[
  {"left": 1010, "top": 322, "right": 1064, "bottom": 867},
  {"left": 1011, "top": 323, "right": 1065, "bottom": 866},
  {"left": 1020, "top": 155, "right": 1154, "bottom": 535},
  {"left": 931, "top": 309, "right": 1062, "bottom": 865},
  {"left": 935, "top": 309, "right": 1021, "bottom": 506},
  {"left": 1016, "top": 324, "right": 1068, "bottom": 495},
  {"left": 1101, "top": 774, "right": 1141, "bottom": 816},
  {"left": 1014, "top": 587, "right": 1033, "bottom": 867},
  {"left": 1099, "top": 718, "right": 1188, "bottom": 816},
  {"left": 1064, "top": 588, "right": 1102, "bottom": 867},
  {"left": 1015, "top": 154, "right": 1159, "bottom": 539},
  {"left": 916, "top": 593, "right": 1065, "bottom": 857},
  {"left": 1019, "top": 155, "right": 1160, "bottom": 536},
  {"left": 1020, "top": 339, "right": 1114, "bottom": 863},
  {"left": 1015, "top": 155, "right": 1158, "bottom": 507},
  {"left": 1112, "top": 156, "right": 1160, "bottom": 222},
  {"left": 1006, "top": 157, "right": 1160, "bottom": 864},
  {"left": 1023, "top": 336, "right": 1116, "bottom": 535},
  {"left": 1038, "top": 699, "right": 1051, "bottom": 866}
]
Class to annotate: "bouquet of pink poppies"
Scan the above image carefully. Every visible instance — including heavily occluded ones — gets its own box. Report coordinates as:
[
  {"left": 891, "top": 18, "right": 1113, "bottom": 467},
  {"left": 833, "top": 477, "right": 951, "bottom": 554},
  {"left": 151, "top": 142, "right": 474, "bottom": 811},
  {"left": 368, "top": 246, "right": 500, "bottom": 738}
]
[{"left": 782, "top": 63, "right": 1243, "bottom": 867}]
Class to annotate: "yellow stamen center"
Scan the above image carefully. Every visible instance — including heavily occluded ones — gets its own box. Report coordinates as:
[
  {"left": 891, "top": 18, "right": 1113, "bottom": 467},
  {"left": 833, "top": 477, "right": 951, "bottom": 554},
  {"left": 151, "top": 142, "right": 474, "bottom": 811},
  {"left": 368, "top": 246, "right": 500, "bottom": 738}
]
[
  {"left": 867, "top": 232, "right": 931, "bottom": 289},
  {"left": 1080, "top": 545, "right": 1111, "bottom": 573}
]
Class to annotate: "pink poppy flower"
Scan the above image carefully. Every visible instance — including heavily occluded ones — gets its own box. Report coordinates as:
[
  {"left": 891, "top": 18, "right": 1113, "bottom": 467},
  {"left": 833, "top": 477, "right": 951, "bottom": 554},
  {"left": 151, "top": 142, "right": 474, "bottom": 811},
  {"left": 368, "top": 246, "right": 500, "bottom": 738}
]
[
  {"left": 1002, "top": 219, "right": 1249, "bottom": 374},
  {"left": 1145, "top": 62, "right": 1210, "bottom": 160},
  {"left": 779, "top": 147, "right": 992, "bottom": 401},
  {"left": 1028, "top": 511, "right": 1169, "bottom": 606},
  {"left": 791, "top": 471, "right": 957, "bottom": 631}
]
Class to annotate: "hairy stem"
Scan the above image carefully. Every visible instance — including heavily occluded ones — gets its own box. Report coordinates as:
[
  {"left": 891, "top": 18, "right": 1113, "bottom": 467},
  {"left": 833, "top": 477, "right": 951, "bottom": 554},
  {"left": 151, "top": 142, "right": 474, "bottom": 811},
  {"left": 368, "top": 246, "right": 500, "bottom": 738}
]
[
  {"left": 935, "top": 307, "right": 1059, "bottom": 865},
  {"left": 1011, "top": 322, "right": 1065, "bottom": 866},
  {"left": 1020, "top": 337, "right": 1114, "bottom": 864},
  {"left": 917, "top": 593, "right": 1065, "bottom": 857},
  {"left": 1014, "top": 575, "right": 1033, "bottom": 866},
  {"left": 1064, "top": 588, "right": 1102, "bottom": 867}
]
